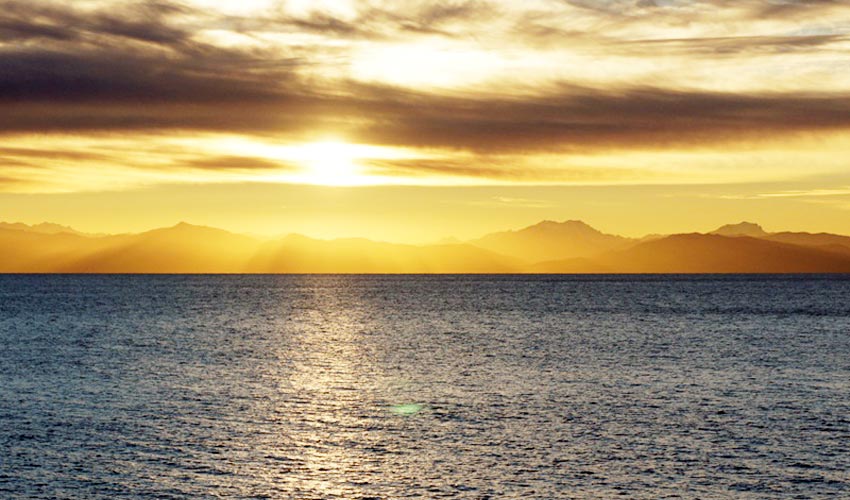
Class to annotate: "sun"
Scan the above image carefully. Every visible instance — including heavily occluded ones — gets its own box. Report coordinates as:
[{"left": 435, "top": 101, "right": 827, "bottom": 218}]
[
  {"left": 296, "top": 141, "right": 362, "bottom": 186},
  {"left": 194, "top": 135, "right": 424, "bottom": 187},
  {"left": 199, "top": 137, "right": 368, "bottom": 186}
]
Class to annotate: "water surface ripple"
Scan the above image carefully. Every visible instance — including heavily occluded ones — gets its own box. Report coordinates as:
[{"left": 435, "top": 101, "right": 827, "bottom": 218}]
[{"left": 1, "top": 275, "right": 849, "bottom": 498}]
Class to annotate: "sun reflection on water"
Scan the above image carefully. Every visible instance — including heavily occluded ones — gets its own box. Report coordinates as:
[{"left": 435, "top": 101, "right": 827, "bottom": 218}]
[{"left": 269, "top": 277, "right": 429, "bottom": 497}]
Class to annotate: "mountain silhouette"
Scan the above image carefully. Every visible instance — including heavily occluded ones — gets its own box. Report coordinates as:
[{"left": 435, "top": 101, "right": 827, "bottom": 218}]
[
  {"left": 248, "top": 234, "right": 519, "bottom": 273},
  {"left": 710, "top": 222, "right": 850, "bottom": 253},
  {"left": 605, "top": 234, "right": 850, "bottom": 273},
  {"left": 765, "top": 231, "right": 850, "bottom": 252},
  {"left": 471, "top": 220, "right": 633, "bottom": 262},
  {"left": 536, "top": 234, "right": 850, "bottom": 273},
  {"left": 710, "top": 221, "right": 768, "bottom": 238},
  {"left": 3, "top": 219, "right": 850, "bottom": 273},
  {"left": 57, "top": 223, "right": 260, "bottom": 273},
  {"left": 0, "top": 227, "right": 96, "bottom": 272},
  {"left": 0, "top": 221, "right": 95, "bottom": 237}
]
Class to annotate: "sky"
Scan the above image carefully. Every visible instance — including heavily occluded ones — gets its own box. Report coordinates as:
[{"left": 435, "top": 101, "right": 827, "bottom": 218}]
[{"left": 1, "top": 0, "right": 850, "bottom": 241}]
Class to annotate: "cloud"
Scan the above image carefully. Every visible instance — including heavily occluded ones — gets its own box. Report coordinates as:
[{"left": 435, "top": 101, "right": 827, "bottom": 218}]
[
  {"left": 759, "top": 186, "right": 850, "bottom": 211},
  {"left": 4, "top": 77, "right": 850, "bottom": 153},
  {"left": 0, "top": 157, "right": 33, "bottom": 168},
  {"left": 0, "top": 174, "right": 31, "bottom": 188},
  {"left": 264, "top": 0, "right": 496, "bottom": 39},
  {"left": 347, "top": 84, "right": 850, "bottom": 152},
  {"left": 0, "top": 49, "right": 295, "bottom": 104},
  {"left": 365, "top": 154, "right": 649, "bottom": 182},
  {"left": 1, "top": 0, "right": 848, "bottom": 152},
  {"left": 0, "top": 0, "right": 302, "bottom": 106},
  {"left": 365, "top": 158, "right": 533, "bottom": 180},
  {"left": 620, "top": 34, "right": 849, "bottom": 56},
  {"left": 1, "top": 0, "right": 850, "bottom": 188},
  {"left": 757, "top": 187, "right": 850, "bottom": 198},
  {"left": 0, "top": 146, "right": 113, "bottom": 161},
  {"left": 183, "top": 155, "right": 297, "bottom": 171},
  {"left": 0, "top": 0, "right": 192, "bottom": 44},
  {"left": 755, "top": 0, "right": 847, "bottom": 19}
]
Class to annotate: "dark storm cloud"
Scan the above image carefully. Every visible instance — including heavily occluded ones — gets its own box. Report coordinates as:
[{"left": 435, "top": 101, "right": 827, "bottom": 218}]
[
  {"left": 0, "top": 0, "right": 301, "bottom": 105},
  {"left": 0, "top": 1, "right": 82, "bottom": 42},
  {"left": 0, "top": 49, "right": 298, "bottom": 103},
  {"left": 4, "top": 78, "right": 850, "bottom": 152},
  {"left": 0, "top": 18, "right": 75, "bottom": 42},
  {"left": 343, "top": 85, "right": 850, "bottom": 152},
  {"left": 2, "top": 0, "right": 850, "bottom": 156}
]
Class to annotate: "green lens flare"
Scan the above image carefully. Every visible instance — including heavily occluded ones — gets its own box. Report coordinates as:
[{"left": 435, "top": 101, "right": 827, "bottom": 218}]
[{"left": 390, "top": 403, "right": 424, "bottom": 416}]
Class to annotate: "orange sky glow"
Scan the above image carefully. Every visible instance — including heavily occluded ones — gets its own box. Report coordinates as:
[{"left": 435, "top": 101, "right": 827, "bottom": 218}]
[{"left": 2, "top": 0, "right": 850, "bottom": 241}]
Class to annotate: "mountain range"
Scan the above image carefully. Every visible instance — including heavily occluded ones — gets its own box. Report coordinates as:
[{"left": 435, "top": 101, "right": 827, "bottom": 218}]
[{"left": 2, "top": 220, "right": 850, "bottom": 273}]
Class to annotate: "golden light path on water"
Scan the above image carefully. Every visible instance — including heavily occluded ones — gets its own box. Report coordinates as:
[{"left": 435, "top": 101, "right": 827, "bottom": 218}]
[{"left": 266, "top": 277, "right": 429, "bottom": 496}]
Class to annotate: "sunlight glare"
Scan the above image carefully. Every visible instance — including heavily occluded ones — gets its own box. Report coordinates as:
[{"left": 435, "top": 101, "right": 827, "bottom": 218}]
[
  {"left": 351, "top": 41, "right": 507, "bottom": 88},
  {"left": 297, "top": 141, "right": 363, "bottom": 186}
]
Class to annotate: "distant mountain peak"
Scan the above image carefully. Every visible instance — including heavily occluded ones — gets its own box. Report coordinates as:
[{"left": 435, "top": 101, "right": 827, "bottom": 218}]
[
  {"left": 526, "top": 219, "right": 598, "bottom": 233},
  {"left": 175, "top": 221, "right": 192, "bottom": 227},
  {"left": 166, "top": 221, "right": 219, "bottom": 231},
  {"left": 140, "top": 222, "right": 254, "bottom": 243},
  {"left": 472, "top": 219, "right": 630, "bottom": 262},
  {"left": 710, "top": 221, "right": 768, "bottom": 237},
  {"left": 0, "top": 221, "right": 90, "bottom": 236},
  {"left": 535, "top": 219, "right": 588, "bottom": 226}
]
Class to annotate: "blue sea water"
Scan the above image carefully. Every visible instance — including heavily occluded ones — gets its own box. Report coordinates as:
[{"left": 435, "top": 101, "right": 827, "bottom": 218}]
[{"left": 0, "top": 275, "right": 849, "bottom": 499}]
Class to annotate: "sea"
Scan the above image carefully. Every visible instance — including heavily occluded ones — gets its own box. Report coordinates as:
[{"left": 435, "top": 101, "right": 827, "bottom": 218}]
[{"left": 1, "top": 275, "right": 849, "bottom": 499}]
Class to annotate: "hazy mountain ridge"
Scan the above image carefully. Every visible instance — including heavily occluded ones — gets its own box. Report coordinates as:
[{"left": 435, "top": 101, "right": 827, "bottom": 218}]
[
  {"left": 247, "top": 235, "right": 519, "bottom": 273},
  {"left": 537, "top": 234, "right": 850, "bottom": 274},
  {"left": 471, "top": 220, "right": 635, "bottom": 262},
  {"left": 2, "top": 220, "right": 850, "bottom": 273},
  {"left": 710, "top": 221, "right": 769, "bottom": 238},
  {"left": 0, "top": 221, "right": 101, "bottom": 237},
  {"left": 54, "top": 223, "right": 261, "bottom": 273}
]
